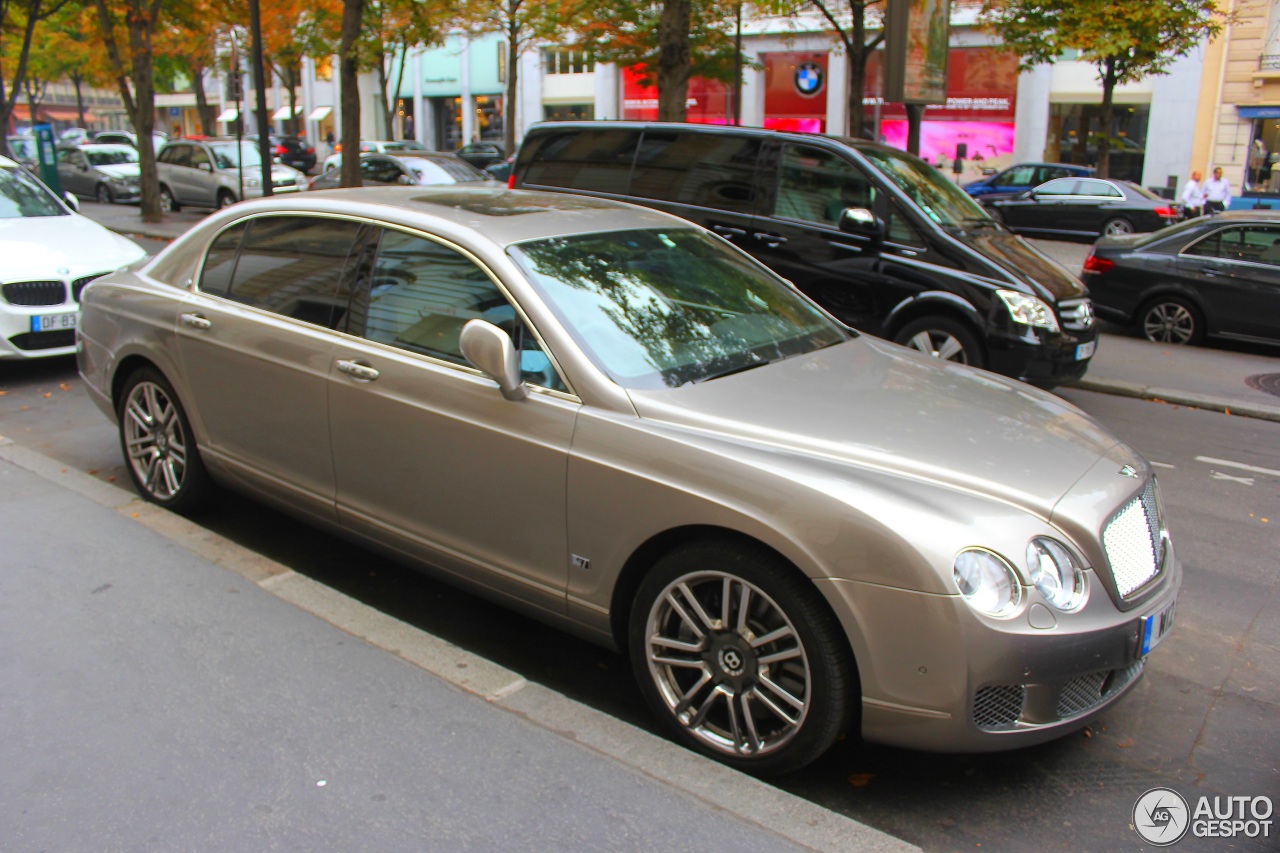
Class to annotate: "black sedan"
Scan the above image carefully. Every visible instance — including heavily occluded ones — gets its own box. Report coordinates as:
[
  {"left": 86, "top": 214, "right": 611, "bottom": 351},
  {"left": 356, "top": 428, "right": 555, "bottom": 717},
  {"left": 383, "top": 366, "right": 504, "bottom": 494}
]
[
  {"left": 1081, "top": 211, "right": 1280, "bottom": 346},
  {"left": 986, "top": 177, "right": 1179, "bottom": 239},
  {"left": 308, "top": 152, "right": 491, "bottom": 190}
]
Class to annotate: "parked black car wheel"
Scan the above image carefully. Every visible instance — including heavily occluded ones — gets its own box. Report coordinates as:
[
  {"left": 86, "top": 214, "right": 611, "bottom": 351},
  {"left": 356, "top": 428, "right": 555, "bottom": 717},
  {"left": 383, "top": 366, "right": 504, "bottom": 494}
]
[
  {"left": 1139, "top": 296, "right": 1204, "bottom": 346},
  {"left": 1102, "top": 217, "right": 1134, "bottom": 236},
  {"left": 893, "top": 316, "right": 985, "bottom": 367}
]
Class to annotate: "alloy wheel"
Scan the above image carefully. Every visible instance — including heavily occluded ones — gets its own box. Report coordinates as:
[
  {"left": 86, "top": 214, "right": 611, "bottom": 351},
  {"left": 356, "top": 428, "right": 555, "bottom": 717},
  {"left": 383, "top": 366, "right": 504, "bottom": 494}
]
[
  {"left": 643, "top": 570, "right": 811, "bottom": 758},
  {"left": 122, "top": 380, "right": 190, "bottom": 501},
  {"left": 1143, "top": 302, "right": 1197, "bottom": 344},
  {"left": 904, "top": 329, "right": 969, "bottom": 362}
]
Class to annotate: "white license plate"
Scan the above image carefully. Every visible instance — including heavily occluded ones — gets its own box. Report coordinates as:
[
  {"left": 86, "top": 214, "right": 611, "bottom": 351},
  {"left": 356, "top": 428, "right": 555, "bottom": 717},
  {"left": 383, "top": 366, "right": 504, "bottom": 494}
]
[
  {"left": 30, "top": 312, "right": 77, "bottom": 332},
  {"left": 1139, "top": 598, "right": 1177, "bottom": 658},
  {"left": 1075, "top": 340, "right": 1096, "bottom": 360}
]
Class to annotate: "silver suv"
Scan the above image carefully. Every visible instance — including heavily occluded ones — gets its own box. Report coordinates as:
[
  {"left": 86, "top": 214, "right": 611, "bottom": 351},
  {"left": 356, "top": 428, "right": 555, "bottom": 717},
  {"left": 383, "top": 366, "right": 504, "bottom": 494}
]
[{"left": 156, "top": 138, "right": 307, "bottom": 211}]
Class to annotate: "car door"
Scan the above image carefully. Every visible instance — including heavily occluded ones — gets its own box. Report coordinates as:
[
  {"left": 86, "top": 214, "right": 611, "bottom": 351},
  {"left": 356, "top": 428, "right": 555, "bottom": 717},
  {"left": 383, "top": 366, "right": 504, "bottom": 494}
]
[
  {"left": 1181, "top": 224, "right": 1280, "bottom": 341},
  {"left": 174, "top": 214, "right": 364, "bottom": 519},
  {"left": 184, "top": 145, "right": 217, "bottom": 206},
  {"left": 996, "top": 178, "right": 1081, "bottom": 233},
  {"left": 56, "top": 148, "right": 87, "bottom": 196},
  {"left": 746, "top": 141, "right": 886, "bottom": 328},
  {"left": 328, "top": 226, "right": 578, "bottom": 611},
  {"left": 1061, "top": 179, "right": 1124, "bottom": 233}
]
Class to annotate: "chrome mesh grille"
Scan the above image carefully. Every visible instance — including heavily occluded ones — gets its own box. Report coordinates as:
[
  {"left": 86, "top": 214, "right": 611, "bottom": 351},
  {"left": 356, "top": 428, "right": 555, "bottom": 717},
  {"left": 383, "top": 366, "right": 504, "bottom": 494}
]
[
  {"left": 1057, "top": 662, "right": 1144, "bottom": 718},
  {"left": 973, "top": 685, "right": 1025, "bottom": 730},
  {"left": 1058, "top": 298, "right": 1095, "bottom": 332},
  {"left": 1103, "top": 480, "right": 1163, "bottom": 598},
  {"left": 3, "top": 280, "right": 65, "bottom": 306}
]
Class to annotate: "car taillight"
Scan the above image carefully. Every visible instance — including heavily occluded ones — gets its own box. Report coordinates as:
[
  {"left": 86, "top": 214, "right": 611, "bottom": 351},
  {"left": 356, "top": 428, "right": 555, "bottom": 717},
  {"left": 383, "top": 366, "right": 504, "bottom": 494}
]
[
  {"left": 275, "top": 144, "right": 288, "bottom": 155},
  {"left": 1154, "top": 206, "right": 1176, "bottom": 218},
  {"left": 335, "top": 143, "right": 342, "bottom": 153},
  {"left": 1082, "top": 254, "right": 1115, "bottom": 274},
  {"left": 507, "top": 172, "right": 516, "bottom": 189},
  {"left": 306, "top": 146, "right": 314, "bottom": 154}
]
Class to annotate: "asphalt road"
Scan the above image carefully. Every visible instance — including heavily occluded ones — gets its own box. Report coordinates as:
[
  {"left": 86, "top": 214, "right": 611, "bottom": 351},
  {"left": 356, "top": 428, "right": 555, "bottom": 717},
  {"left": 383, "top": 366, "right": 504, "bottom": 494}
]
[{"left": 1, "top": 353, "right": 1276, "bottom": 853}]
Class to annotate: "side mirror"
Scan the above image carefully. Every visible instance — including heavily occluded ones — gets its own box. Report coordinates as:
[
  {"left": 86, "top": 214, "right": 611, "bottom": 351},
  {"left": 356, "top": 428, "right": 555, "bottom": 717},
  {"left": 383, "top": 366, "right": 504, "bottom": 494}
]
[
  {"left": 198, "top": 162, "right": 212, "bottom": 172},
  {"left": 459, "top": 319, "right": 527, "bottom": 401},
  {"left": 396, "top": 174, "right": 414, "bottom": 185},
  {"left": 62, "top": 192, "right": 80, "bottom": 212},
  {"left": 837, "top": 207, "right": 884, "bottom": 239}
]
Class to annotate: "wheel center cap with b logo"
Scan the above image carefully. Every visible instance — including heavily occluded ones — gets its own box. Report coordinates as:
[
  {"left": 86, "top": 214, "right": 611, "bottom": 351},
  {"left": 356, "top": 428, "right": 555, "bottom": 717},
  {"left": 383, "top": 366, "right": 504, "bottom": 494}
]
[{"left": 718, "top": 647, "right": 745, "bottom": 676}]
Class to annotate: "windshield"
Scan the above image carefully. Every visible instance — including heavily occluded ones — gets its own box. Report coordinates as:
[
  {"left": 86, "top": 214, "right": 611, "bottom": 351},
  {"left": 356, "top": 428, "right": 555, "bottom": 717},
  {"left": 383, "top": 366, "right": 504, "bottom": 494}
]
[
  {"left": 402, "top": 157, "right": 487, "bottom": 184},
  {"left": 855, "top": 144, "right": 993, "bottom": 227},
  {"left": 509, "top": 228, "right": 848, "bottom": 389},
  {"left": 86, "top": 147, "right": 138, "bottom": 166},
  {"left": 0, "top": 166, "right": 67, "bottom": 218},
  {"left": 209, "top": 143, "right": 264, "bottom": 169}
]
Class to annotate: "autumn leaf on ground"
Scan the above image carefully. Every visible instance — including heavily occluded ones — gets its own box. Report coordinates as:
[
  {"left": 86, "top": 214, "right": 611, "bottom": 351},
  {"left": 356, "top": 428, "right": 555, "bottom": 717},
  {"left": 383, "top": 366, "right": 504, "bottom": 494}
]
[
  {"left": 848, "top": 773, "right": 875, "bottom": 787},
  {"left": 43, "top": 392, "right": 51, "bottom": 399},
  {"left": 1118, "top": 738, "right": 1133, "bottom": 748},
  {"left": 59, "top": 383, "right": 70, "bottom": 391}
]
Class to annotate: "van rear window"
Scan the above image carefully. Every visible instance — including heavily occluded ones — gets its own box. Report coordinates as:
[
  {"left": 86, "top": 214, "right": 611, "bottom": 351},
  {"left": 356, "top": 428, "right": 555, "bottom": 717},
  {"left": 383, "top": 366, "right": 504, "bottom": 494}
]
[{"left": 522, "top": 129, "right": 641, "bottom": 195}]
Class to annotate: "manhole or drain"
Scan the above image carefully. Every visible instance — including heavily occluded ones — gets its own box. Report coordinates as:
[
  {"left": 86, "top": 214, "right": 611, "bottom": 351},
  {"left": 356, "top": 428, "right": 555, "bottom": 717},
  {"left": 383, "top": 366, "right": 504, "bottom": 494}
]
[{"left": 1245, "top": 373, "right": 1280, "bottom": 398}]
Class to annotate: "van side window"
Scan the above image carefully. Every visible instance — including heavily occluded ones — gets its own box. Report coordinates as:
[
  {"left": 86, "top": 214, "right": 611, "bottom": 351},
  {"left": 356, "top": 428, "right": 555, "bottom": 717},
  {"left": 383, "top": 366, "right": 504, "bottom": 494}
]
[
  {"left": 886, "top": 202, "right": 925, "bottom": 247},
  {"left": 631, "top": 132, "right": 760, "bottom": 213},
  {"left": 773, "top": 145, "right": 874, "bottom": 228},
  {"left": 522, "top": 129, "right": 641, "bottom": 194}
]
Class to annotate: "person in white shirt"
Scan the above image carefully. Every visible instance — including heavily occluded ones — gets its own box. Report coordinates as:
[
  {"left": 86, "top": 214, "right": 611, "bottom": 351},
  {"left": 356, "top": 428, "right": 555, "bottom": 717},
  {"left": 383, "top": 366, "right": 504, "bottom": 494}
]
[
  {"left": 1204, "top": 167, "right": 1232, "bottom": 213},
  {"left": 1180, "top": 170, "right": 1206, "bottom": 219}
]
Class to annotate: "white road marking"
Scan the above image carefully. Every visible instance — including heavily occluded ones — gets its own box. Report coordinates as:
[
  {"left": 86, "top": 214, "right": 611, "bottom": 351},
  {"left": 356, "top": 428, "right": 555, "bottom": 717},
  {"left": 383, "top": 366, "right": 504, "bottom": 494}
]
[
  {"left": 1211, "top": 471, "right": 1255, "bottom": 486},
  {"left": 1196, "top": 456, "right": 1280, "bottom": 478}
]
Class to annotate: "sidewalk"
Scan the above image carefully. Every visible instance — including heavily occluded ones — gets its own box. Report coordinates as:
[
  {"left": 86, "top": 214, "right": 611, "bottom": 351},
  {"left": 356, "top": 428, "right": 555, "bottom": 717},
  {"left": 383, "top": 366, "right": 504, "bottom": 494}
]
[
  {"left": 0, "top": 437, "right": 916, "bottom": 853},
  {"left": 79, "top": 203, "right": 1280, "bottom": 422}
]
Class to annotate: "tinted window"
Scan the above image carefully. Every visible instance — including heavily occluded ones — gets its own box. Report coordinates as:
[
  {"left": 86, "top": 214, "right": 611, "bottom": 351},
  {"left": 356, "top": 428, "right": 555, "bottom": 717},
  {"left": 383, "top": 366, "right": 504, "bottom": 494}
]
[
  {"left": 886, "top": 201, "right": 925, "bottom": 246},
  {"left": 630, "top": 132, "right": 760, "bottom": 214},
  {"left": 160, "top": 145, "right": 190, "bottom": 167},
  {"left": 1000, "top": 165, "right": 1036, "bottom": 187},
  {"left": 1035, "top": 179, "right": 1080, "bottom": 196},
  {"left": 1039, "top": 167, "right": 1076, "bottom": 182},
  {"left": 224, "top": 216, "right": 361, "bottom": 328},
  {"left": 361, "top": 157, "right": 403, "bottom": 184},
  {"left": 356, "top": 229, "right": 566, "bottom": 390},
  {"left": 856, "top": 145, "right": 991, "bottom": 227},
  {"left": 522, "top": 129, "right": 641, "bottom": 194},
  {"left": 198, "top": 222, "right": 249, "bottom": 297},
  {"left": 773, "top": 144, "right": 874, "bottom": 227},
  {"left": 1190, "top": 226, "right": 1280, "bottom": 265},
  {"left": 1076, "top": 180, "right": 1123, "bottom": 198}
]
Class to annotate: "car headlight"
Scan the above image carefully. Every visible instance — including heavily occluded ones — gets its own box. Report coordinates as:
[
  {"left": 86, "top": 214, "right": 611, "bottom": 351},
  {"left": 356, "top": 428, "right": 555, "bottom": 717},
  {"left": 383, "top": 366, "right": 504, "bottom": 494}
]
[
  {"left": 1026, "top": 537, "right": 1087, "bottom": 611},
  {"left": 953, "top": 549, "right": 1022, "bottom": 617},
  {"left": 996, "top": 290, "right": 1060, "bottom": 332}
]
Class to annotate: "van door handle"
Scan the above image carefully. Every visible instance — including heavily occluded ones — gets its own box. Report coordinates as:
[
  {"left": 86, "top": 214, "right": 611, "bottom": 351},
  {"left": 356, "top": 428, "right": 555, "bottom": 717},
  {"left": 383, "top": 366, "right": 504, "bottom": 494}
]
[
  {"left": 754, "top": 232, "right": 788, "bottom": 247},
  {"left": 336, "top": 359, "right": 380, "bottom": 381},
  {"left": 712, "top": 225, "right": 746, "bottom": 239},
  {"left": 180, "top": 313, "right": 212, "bottom": 330}
]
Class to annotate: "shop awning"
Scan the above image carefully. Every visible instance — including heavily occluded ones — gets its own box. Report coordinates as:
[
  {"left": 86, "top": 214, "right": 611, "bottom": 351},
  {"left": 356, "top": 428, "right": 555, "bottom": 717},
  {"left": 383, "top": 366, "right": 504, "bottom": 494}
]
[
  {"left": 272, "top": 105, "right": 303, "bottom": 120},
  {"left": 216, "top": 108, "right": 239, "bottom": 123},
  {"left": 307, "top": 106, "right": 332, "bottom": 121},
  {"left": 1237, "top": 106, "right": 1280, "bottom": 119},
  {"left": 11, "top": 104, "right": 94, "bottom": 123}
]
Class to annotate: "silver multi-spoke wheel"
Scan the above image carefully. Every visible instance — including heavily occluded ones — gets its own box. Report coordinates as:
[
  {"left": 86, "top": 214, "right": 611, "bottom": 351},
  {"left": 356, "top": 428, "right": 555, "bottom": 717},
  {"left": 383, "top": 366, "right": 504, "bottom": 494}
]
[
  {"left": 893, "top": 316, "right": 982, "bottom": 367},
  {"left": 124, "top": 381, "right": 189, "bottom": 500},
  {"left": 904, "top": 329, "right": 967, "bottom": 362},
  {"left": 1142, "top": 301, "right": 1198, "bottom": 345},
  {"left": 644, "top": 570, "right": 812, "bottom": 759}
]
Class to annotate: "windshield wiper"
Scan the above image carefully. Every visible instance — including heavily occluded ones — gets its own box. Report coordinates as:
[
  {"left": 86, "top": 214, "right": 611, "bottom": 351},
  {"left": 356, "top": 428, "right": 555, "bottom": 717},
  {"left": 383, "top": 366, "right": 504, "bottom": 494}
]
[{"left": 694, "top": 356, "right": 775, "bottom": 383}]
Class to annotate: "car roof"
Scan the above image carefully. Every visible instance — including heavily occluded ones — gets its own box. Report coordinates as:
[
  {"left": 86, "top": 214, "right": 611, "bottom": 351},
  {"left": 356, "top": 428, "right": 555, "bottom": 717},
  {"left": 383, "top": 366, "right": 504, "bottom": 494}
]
[{"left": 1209, "top": 210, "right": 1280, "bottom": 222}]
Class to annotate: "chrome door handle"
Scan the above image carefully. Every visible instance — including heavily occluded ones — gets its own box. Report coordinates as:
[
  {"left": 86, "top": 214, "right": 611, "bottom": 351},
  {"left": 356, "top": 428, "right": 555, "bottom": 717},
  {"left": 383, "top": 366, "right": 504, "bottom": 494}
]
[
  {"left": 180, "top": 313, "right": 212, "bottom": 330},
  {"left": 336, "top": 359, "right": 380, "bottom": 381},
  {"left": 712, "top": 225, "right": 746, "bottom": 238},
  {"left": 754, "top": 232, "right": 788, "bottom": 247}
]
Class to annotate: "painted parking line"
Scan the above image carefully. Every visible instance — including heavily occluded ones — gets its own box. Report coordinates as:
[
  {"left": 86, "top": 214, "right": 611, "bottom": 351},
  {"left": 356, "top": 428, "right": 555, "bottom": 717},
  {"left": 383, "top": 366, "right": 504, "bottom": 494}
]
[{"left": 1195, "top": 456, "right": 1280, "bottom": 479}]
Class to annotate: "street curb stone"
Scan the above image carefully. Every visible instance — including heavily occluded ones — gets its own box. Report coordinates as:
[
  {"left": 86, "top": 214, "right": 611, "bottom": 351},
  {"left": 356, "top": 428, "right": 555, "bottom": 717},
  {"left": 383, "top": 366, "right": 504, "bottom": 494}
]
[{"left": 1067, "top": 377, "right": 1280, "bottom": 422}]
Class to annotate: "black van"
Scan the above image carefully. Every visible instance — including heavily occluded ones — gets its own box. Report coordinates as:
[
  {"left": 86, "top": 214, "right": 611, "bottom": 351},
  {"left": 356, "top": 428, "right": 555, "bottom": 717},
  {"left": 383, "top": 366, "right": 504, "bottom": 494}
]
[{"left": 510, "top": 121, "right": 1097, "bottom": 386}]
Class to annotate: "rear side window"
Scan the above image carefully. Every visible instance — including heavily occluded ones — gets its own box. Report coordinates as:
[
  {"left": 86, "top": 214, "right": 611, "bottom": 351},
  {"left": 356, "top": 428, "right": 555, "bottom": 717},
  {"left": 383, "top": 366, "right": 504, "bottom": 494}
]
[
  {"left": 630, "top": 132, "right": 760, "bottom": 214},
  {"left": 1000, "top": 165, "right": 1036, "bottom": 187},
  {"left": 222, "top": 216, "right": 362, "bottom": 329},
  {"left": 1035, "top": 179, "right": 1080, "bottom": 196},
  {"left": 521, "top": 129, "right": 640, "bottom": 194}
]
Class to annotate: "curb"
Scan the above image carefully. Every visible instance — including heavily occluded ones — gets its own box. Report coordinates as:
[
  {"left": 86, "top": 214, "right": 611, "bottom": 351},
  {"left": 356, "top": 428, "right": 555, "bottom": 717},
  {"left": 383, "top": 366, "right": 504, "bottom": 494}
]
[
  {"left": 0, "top": 434, "right": 920, "bottom": 853},
  {"left": 1066, "top": 377, "right": 1280, "bottom": 423}
]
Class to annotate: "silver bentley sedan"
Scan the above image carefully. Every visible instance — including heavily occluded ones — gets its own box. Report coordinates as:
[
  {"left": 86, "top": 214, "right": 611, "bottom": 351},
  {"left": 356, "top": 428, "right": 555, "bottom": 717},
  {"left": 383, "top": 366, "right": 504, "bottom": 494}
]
[{"left": 77, "top": 188, "right": 1179, "bottom": 775}]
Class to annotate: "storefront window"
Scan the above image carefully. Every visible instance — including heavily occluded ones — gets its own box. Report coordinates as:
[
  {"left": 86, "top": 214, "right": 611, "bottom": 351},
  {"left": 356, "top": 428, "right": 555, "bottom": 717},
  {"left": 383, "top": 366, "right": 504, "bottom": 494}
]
[
  {"left": 1248, "top": 117, "right": 1280, "bottom": 193},
  {"left": 543, "top": 104, "right": 594, "bottom": 121},
  {"left": 1047, "top": 103, "right": 1149, "bottom": 183}
]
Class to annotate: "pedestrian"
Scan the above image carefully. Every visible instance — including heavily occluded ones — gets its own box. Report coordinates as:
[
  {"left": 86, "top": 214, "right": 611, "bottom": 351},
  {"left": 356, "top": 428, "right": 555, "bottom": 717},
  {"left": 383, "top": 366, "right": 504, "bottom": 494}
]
[
  {"left": 325, "top": 130, "right": 335, "bottom": 156},
  {"left": 1204, "top": 167, "right": 1232, "bottom": 213},
  {"left": 1180, "top": 170, "right": 1206, "bottom": 220}
]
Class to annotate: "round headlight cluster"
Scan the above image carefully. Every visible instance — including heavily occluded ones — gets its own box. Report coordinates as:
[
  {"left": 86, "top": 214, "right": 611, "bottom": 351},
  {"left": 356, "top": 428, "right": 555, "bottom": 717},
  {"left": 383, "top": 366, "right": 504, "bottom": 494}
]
[
  {"left": 953, "top": 549, "right": 1021, "bottom": 617},
  {"left": 1026, "top": 537, "right": 1087, "bottom": 611}
]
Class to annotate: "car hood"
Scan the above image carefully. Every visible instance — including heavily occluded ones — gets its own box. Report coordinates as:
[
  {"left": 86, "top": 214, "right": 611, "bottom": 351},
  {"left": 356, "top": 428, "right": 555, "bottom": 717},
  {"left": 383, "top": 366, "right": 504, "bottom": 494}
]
[
  {"left": 626, "top": 337, "right": 1126, "bottom": 516},
  {"left": 96, "top": 163, "right": 140, "bottom": 180},
  {"left": 0, "top": 214, "right": 146, "bottom": 280},
  {"left": 954, "top": 226, "right": 1087, "bottom": 301}
]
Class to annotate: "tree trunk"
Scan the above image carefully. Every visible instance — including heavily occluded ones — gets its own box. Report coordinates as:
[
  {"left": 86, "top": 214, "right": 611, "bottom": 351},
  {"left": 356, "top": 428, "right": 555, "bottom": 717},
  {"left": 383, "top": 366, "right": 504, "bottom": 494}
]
[
  {"left": 128, "top": 11, "right": 160, "bottom": 221},
  {"left": 504, "top": 19, "right": 519, "bottom": 153},
  {"left": 905, "top": 104, "right": 924, "bottom": 155},
  {"left": 656, "top": 0, "right": 691, "bottom": 122},
  {"left": 0, "top": 6, "right": 43, "bottom": 157},
  {"left": 72, "top": 74, "right": 86, "bottom": 127},
  {"left": 192, "top": 65, "right": 215, "bottom": 136},
  {"left": 847, "top": 5, "right": 867, "bottom": 138},
  {"left": 391, "top": 40, "right": 409, "bottom": 142},
  {"left": 377, "top": 51, "right": 394, "bottom": 139},
  {"left": 339, "top": 0, "right": 365, "bottom": 188},
  {"left": 1097, "top": 57, "right": 1116, "bottom": 179},
  {"left": 286, "top": 64, "right": 300, "bottom": 136}
]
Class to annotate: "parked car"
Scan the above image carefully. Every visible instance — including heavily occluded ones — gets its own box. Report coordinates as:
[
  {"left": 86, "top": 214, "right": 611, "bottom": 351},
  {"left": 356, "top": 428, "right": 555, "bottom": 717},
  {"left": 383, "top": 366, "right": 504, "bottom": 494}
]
[
  {"left": 0, "top": 154, "right": 146, "bottom": 360},
  {"left": 322, "top": 140, "right": 427, "bottom": 173},
  {"left": 56, "top": 143, "right": 141, "bottom": 204},
  {"left": 984, "top": 177, "right": 1180, "bottom": 238},
  {"left": 245, "top": 134, "right": 317, "bottom": 173},
  {"left": 1082, "top": 211, "right": 1280, "bottom": 347},
  {"left": 91, "top": 129, "right": 169, "bottom": 153},
  {"left": 308, "top": 152, "right": 491, "bottom": 190},
  {"left": 156, "top": 137, "right": 308, "bottom": 211},
  {"left": 511, "top": 121, "right": 1097, "bottom": 388},
  {"left": 77, "top": 186, "right": 1179, "bottom": 774},
  {"left": 964, "top": 162, "right": 1095, "bottom": 200},
  {"left": 484, "top": 154, "right": 515, "bottom": 183},
  {"left": 455, "top": 141, "right": 505, "bottom": 170}
]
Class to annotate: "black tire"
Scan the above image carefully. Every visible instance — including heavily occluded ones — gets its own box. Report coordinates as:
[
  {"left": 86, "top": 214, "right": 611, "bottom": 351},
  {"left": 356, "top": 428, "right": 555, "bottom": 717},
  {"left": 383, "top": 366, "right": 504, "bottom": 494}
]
[
  {"left": 629, "top": 539, "right": 857, "bottom": 776},
  {"left": 95, "top": 183, "right": 113, "bottom": 205},
  {"left": 893, "top": 315, "right": 985, "bottom": 368},
  {"left": 1102, "top": 217, "right": 1134, "bottom": 237},
  {"left": 159, "top": 185, "right": 179, "bottom": 213},
  {"left": 1138, "top": 295, "right": 1204, "bottom": 346},
  {"left": 117, "top": 367, "right": 211, "bottom": 514},
  {"left": 216, "top": 190, "right": 237, "bottom": 209}
]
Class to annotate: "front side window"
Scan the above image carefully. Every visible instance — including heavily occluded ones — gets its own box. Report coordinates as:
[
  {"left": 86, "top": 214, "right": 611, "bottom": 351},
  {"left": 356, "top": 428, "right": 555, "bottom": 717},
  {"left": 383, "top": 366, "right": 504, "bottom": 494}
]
[
  {"left": 1000, "top": 165, "right": 1036, "bottom": 187},
  {"left": 774, "top": 144, "right": 874, "bottom": 227},
  {"left": 222, "top": 216, "right": 362, "bottom": 328},
  {"left": 1076, "top": 180, "right": 1124, "bottom": 198},
  {"left": 857, "top": 144, "right": 991, "bottom": 227},
  {"left": 631, "top": 132, "right": 760, "bottom": 214},
  {"left": 1189, "top": 226, "right": 1280, "bottom": 265},
  {"left": 355, "top": 229, "right": 566, "bottom": 391},
  {"left": 509, "top": 228, "right": 848, "bottom": 389}
]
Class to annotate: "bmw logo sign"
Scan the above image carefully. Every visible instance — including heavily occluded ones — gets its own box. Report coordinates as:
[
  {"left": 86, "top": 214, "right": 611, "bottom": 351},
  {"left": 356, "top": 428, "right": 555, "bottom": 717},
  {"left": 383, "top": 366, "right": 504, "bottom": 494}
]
[{"left": 794, "top": 62, "right": 824, "bottom": 97}]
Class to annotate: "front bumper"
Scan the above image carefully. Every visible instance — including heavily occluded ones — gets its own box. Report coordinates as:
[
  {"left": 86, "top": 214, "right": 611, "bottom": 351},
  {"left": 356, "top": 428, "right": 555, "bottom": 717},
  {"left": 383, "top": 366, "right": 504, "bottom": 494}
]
[
  {"left": 986, "top": 328, "right": 1096, "bottom": 385},
  {"left": 817, "top": 552, "right": 1180, "bottom": 753},
  {"left": 1, "top": 304, "right": 78, "bottom": 359}
]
